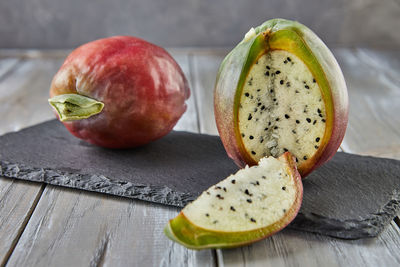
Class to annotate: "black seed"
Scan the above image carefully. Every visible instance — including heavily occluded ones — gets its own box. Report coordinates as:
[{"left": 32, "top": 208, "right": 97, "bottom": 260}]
[
  {"left": 261, "top": 105, "right": 265, "bottom": 110},
  {"left": 296, "top": 139, "right": 299, "bottom": 144},
  {"left": 205, "top": 213, "right": 209, "bottom": 217},
  {"left": 266, "top": 66, "right": 270, "bottom": 70},
  {"left": 256, "top": 61, "right": 258, "bottom": 64},
  {"left": 313, "top": 120, "right": 317, "bottom": 125},
  {"left": 303, "top": 156, "right": 308, "bottom": 160},
  {"left": 276, "top": 117, "right": 280, "bottom": 121},
  {"left": 313, "top": 78, "right": 316, "bottom": 83},
  {"left": 213, "top": 220, "right": 218, "bottom": 224},
  {"left": 257, "top": 102, "right": 261, "bottom": 107},
  {"left": 230, "top": 206, "right": 236, "bottom": 211},
  {"left": 262, "top": 175, "right": 266, "bottom": 179},
  {"left": 283, "top": 148, "right": 288, "bottom": 152},
  {"left": 296, "top": 158, "right": 299, "bottom": 163},
  {"left": 273, "top": 98, "right": 277, "bottom": 102},
  {"left": 260, "top": 138, "right": 264, "bottom": 143},
  {"left": 316, "top": 137, "right": 320, "bottom": 142},
  {"left": 241, "top": 133, "right": 245, "bottom": 137},
  {"left": 245, "top": 92, "right": 249, "bottom": 97},
  {"left": 270, "top": 89, "right": 274, "bottom": 93},
  {"left": 206, "top": 191, "right": 210, "bottom": 195},
  {"left": 282, "top": 186, "right": 286, "bottom": 191},
  {"left": 244, "top": 189, "right": 252, "bottom": 196},
  {"left": 296, "top": 120, "right": 300, "bottom": 124},
  {"left": 264, "top": 127, "right": 269, "bottom": 131},
  {"left": 249, "top": 135, "right": 254, "bottom": 140},
  {"left": 306, "top": 118, "right": 311, "bottom": 123},
  {"left": 315, "top": 145, "right": 319, "bottom": 149},
  {"left": 292, "top": 129, "right": 297, "bottom": 134},
  {"left": 250, "top": 218, "right": 256, "bottom": 223},
  {"left": 283, "top": 209, "right": 287, "bottom": 213},
  {"left": 286, "top": 82, "right": 291, "bottom": 87},
  {"left": 247, "top": 199, "right": 252, "bottom": 203},
  {"left": 295, "top": 90, "right": 299, "bottom": 93},
  {"left": 280, "top": 80, "right": 284, "bottom": 85},
  {"left": 265, "top": 71, "right": 270, "bottom": 76},
  {"left": 256, "top": 181, "right": 260, "bottom": 185},
  {"left": 248, "top": 114, "right": 252, "bottom": 120},
  {"left": 231, "top": 179, "right": 236, "bottom": 184},
  {"left": 284, "top": 60, "right": 288, "bottom": 64},
  {"left": 268, "top": 122, "right": 272, "bottom": 126},
  {"left": 305, "top": 85, "right": 309, "bottom": 89},
  {"left": 223, "top": 187, "right": 227, "bottom": 192},
  {"left": 322, "top": 119, "right": 326, "bottom": 123},
  {"left": 215, "top": 186, "right": 221, "bottom": 190},
  {"left": 254, "top": 108, "right": 258, "bottom": 113},
  {"left": 317, "top": 108, "right": 322, "bottom": 113},
  {"left": 251, "top": 151, "right": 256, "bottom": 155},
  {"left": 276, "top": 70, "right": 281, "bottom": 74},
  {"left": 287, "top": 57, "right": 292, "bottom": 62},
  {"left": 274, "top": 126, "right": 278, "bottom": 129},
  {"left": 216, "top": 194, "right": 224, "bottom": 199},
  {"left": 257, "top": 88, "right": 261, "bottom": 92},
  {"left": 285, "top": 114, "right": 290, "bottom": 119}
]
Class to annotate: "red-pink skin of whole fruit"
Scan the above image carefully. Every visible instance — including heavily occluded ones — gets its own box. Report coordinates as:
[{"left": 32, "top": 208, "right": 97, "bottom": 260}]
[{"left": 50, "top": 36, "right": 190, "bottom": 148}]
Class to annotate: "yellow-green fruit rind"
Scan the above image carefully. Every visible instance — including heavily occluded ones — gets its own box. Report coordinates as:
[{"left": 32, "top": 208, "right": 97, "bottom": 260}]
[
  {"left": 214, "top": 18, "right": 348, "bottom": 177},
  {"left": 164, "top": 152, "right": 303, "bottom": 250}
]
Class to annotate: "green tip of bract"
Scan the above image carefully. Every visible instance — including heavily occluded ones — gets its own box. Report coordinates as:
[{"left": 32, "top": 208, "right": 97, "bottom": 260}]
[{"left": 48, "top": 94, "right": 104, "bottom": 122}]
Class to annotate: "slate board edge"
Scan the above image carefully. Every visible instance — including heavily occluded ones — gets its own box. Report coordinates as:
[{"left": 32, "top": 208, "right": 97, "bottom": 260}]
[
  {"left": 289, "top": 189, "right": 400, "bottom": 239},
  {"left": 3, "top": 158, "right": 400, "bottom": 240},
  {"left": 0, "top": 160, "right": 196, "bottom": 207}
]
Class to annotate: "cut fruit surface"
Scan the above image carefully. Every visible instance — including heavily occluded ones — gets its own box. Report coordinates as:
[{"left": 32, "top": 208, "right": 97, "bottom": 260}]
[
  {"left": 164, "top": 152, "right": 302, "bottom": 249},
  {"left": 214, "top": 18, "right": 348, "bottom": 177},
  {"left": 239, "top": 50, "right": 326, "bottom": 166}
]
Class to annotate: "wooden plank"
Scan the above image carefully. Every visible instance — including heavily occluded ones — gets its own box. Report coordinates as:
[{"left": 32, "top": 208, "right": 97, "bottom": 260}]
[
  {"left": 5, "top": 52, "right": 215, "bottom": 267},
  {"left": 218, "top": 222, "right": 400, "bottom": 267},
  {"left": 0, "top": 57, "right": 64, "bottom": 265},
  {"left": 0, "top": 58, "right": 19, "bottom": 79},
  {"left": 336, "top": 49, "right": 400, "bottom": 159},
  {"left": 190, "top": 52, "right": 226, "bottom": 135},
  {"left": 190, "top": 49, "right": 400, "bottom": 267}
]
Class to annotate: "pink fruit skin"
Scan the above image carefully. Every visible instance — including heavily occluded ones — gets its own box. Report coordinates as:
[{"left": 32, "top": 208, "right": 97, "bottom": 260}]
[{"left": 50, "top": 36, "right": 190, "bottom": 148}]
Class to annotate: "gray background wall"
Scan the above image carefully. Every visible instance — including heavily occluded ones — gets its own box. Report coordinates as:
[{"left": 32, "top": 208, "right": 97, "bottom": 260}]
[{"left": 1, "top": 0, "right": 400, "bottom": 49}]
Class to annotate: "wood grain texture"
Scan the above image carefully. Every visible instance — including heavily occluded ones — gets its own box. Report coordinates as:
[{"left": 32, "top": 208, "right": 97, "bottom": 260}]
[
  {"left": 190, "top": 52, "right": 225, "bottom": 135},
  {"left": 337, "top": 49, "right": 400, "bottom": 159},
  {"left": 5, "top": 52, "right": 216, "bottom": 267},
  {"left": 0, "top": 57, "right": 56, "bottom": 265},
  {"left": 190, "top": 49, "right": 400, "bottom": 266}
]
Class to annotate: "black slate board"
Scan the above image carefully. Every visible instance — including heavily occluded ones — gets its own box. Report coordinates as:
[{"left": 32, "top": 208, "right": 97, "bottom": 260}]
[{"left": 0, "top": 120, "right": 399, "bottom": 239}]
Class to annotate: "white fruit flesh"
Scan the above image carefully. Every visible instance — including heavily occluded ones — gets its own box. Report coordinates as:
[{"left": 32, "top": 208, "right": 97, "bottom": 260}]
[
  {"left": 238, "top": 50, "right": 326, "bottom": 165},
  {"left": 182, "top": 156, "right": 297, "bottom": 232}
]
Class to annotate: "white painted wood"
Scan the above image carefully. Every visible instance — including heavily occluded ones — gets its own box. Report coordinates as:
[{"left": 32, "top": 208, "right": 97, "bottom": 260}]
[
  {"left": 0, "top": 57, "right": 61, "bottom": 265},
  {"left": 336, "top": 48, "right": 400, "bottom": 159},
  {"left": 0, "top": 58, "right": 63, "bottom": 135},
  {"left": 5, "top": 52, "right": 215, "bottom": 267},
  {"left": 0, "top": 179, "right": 44, "bottom": 266},
  {"left": 0, "top": 58, "right": 19, "bottom": 79},
  {"left": 6, "top": 187, "right": 215, "bottom": 267},
  {"left": 190, "top": 49, "right": 400, "bottom": 267},
  {"left": 190, "top": 52, "right": 226, "bottom": 135},
  {"left": 218, "top": 223, "right": 400, "bottom": 267}
]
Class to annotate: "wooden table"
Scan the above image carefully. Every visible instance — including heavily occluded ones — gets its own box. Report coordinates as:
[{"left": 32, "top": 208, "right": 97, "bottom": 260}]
[{"left": 0, "top": 48, "right": 399, "bottom": 267}]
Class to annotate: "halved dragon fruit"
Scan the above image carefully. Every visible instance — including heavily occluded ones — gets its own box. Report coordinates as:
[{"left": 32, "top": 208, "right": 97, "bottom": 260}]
[
  {"left": 214, "top": 19, "right": 349, "bottom": 176},
  {"left": 164, "top": 152, "right": 302, "bottom": 249}
]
